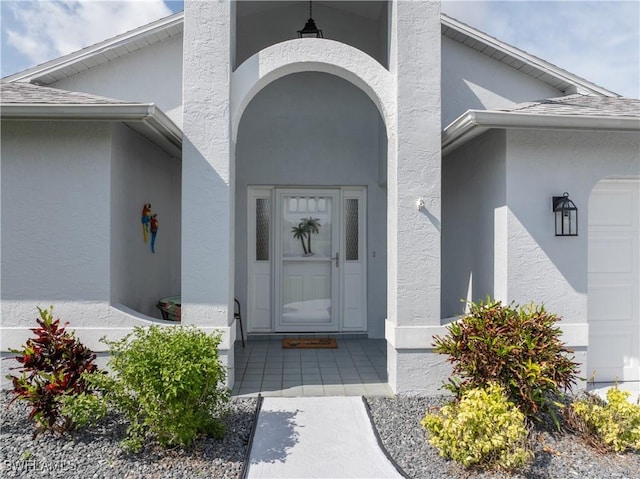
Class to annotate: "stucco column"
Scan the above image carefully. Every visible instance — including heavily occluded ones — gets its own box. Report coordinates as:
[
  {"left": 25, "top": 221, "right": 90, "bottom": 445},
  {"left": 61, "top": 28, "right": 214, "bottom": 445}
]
[
  {"left": 386, "top": 0, "right": 446, "bottom": 394},
  {"left": 182, "top": 0, "right": 236, "bottom": 382}
]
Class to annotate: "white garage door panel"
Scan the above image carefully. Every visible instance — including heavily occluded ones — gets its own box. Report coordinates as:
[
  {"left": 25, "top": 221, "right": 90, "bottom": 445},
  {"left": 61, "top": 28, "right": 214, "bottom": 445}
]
[
  {"left": 588, "top": 179, "right": 640, "bottom": 383},
  {"left": 589, "top": 190, "right": 634, "bottom": 226},
  {"left": 588, "top": 238, "right": 633, "bottom": 273},
  {"left": 590, "top": 334, "right": 633, "bottom": 369},
  {"left": 589, "top": 284, "right": 633, "bottom": 320}
]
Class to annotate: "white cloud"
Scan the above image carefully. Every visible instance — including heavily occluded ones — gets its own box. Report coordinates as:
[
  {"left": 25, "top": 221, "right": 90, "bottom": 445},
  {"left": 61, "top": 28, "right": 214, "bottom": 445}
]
[
  {"left": 3, "top": 0, "right": 172, "bottom": 68},
  {"left": 443, "top": 1, "right": 640, "bottom": 98}
]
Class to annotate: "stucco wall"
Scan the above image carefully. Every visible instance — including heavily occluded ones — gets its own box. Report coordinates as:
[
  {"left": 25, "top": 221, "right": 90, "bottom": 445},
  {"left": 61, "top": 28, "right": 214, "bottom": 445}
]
[
  {"left": 1, "top": 121, "right": 112, "bottom": 326},
  {"left": 235, "top": 71, "right": 387, "bottom": 337},
  {"left": 441, "top": 37, "right": 563, "bottom": 128},
  {"left": 385, "top": 0, "right": 443, "bottom": 394},
  {"left": 440, "top": 127, "right": 639, "bottom": 387},
  {"left": 441, "top": 127, "right": 639, "bottom": 324},
  {"left": 53, "top": 34, "right": 184, "bottom": 128},
  {"left": 110, "top": 124, "right": 181, "bottom": 318},
  {"left": 441, "top": 130, "right": 506, "bottom": 318},
  {"left": 235, "top": 1, "right": 388, "bottom": 69},
  {"left": 504, "top": 129, "right": 640, "bottom": 325}
]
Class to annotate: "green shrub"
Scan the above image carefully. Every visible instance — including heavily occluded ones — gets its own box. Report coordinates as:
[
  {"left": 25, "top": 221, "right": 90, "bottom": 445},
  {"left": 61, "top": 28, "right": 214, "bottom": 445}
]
[
  {"left": 421, "top": 383, "right": 532, "bottom": 470},
  {"left": 567, "top": 387, "right": 640, "bottom": 452},
  {"left": 433, "top": 299, "right": 579, "bottom": 418},
  {"left": 64, "top": 325, "right": 230, "bottom": 452},
  {"left": 5, "top": 306, "right": 99, "bottom": 436}
]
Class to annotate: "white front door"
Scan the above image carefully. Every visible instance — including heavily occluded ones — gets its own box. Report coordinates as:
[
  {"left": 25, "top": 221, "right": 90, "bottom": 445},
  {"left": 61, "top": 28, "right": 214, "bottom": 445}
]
[
  {"left": 588, "top": 179, "right": 640, "bottom": 382},
  {"left": 247, "top": 187, "right": 367, "bottom": 333},
  {"left": 275, "top": 189, "right": 340, "bottom": 331}
]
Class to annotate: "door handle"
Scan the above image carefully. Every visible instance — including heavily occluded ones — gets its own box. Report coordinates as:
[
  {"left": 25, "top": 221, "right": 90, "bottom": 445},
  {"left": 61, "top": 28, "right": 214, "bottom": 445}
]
[{"left": 330, "top": 252, "right": 339, "bottom": 268}]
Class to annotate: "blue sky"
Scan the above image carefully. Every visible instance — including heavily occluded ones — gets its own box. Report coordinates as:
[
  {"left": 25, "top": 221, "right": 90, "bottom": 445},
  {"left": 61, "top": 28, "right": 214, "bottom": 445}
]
[{"left": 1, "top": 1, "right": 638, "bottom": 98}]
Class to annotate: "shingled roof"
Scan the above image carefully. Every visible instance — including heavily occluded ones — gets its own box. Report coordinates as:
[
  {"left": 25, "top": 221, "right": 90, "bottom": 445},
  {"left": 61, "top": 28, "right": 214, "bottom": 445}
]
[
  {"left": 496, "top": 94, "right": 640, "bottom": 118},
  {"left": 1, "top": 81, "right": 132, "bottom": 105},
  {"left": 443, "top": 94, "right": 640, "bottom": 154},
  {"left": 1, "top": 82, "right": 181, "bottom": 158}
]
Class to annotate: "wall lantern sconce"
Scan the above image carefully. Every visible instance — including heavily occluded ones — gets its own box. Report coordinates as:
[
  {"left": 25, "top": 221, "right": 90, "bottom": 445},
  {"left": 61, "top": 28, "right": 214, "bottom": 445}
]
[
  {"left": 297, "top": 0, "right": 324, "bottom": 38},
  {"left": 552, "top": 192, "right": 578, "bottom": 236}
]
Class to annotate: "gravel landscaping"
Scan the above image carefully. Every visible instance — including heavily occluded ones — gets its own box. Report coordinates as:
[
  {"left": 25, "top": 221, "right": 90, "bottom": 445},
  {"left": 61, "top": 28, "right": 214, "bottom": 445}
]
[
  {"left": 2, "top": 391, "right": 639, "bottom": 478},
  {"left": 366, "top": 395, "right": 640, "bottom": 479},
  {"left": 0, "top": 392, "right": 257, "bottom": 479}
]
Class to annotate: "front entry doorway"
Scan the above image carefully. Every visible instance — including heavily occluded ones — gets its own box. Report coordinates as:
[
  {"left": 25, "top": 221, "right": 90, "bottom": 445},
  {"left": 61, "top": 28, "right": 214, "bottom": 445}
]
[{"left": 247, "top": 187, "right": 367, "bottom": 334}]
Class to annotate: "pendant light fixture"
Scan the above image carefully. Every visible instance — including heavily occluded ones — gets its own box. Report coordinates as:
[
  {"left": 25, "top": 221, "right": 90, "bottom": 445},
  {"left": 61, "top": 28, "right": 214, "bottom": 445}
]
[{"left": 297, "top": 0, "right": 324, "bottom": 38}]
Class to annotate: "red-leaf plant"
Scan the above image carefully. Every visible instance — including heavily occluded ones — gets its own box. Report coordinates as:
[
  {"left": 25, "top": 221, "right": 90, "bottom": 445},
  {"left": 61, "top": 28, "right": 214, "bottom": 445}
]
[{"left": 5, "top": 306, "right": 99, "bottom": 436}]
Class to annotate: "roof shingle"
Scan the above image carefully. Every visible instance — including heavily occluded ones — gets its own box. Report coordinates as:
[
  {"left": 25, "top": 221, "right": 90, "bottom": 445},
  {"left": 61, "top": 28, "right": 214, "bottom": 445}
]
[
  {"left": 496, "top": 94, "right": 640, "bottom": 118},
  {"left": 1, "top": 82, "right": 134, "bottom": 105}
]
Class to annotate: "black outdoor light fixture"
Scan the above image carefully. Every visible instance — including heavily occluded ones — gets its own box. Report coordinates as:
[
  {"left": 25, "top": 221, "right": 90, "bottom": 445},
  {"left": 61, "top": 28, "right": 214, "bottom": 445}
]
[
  {"left": 297, "top": 0, "right": 324, "bottom": 38},
  {"left": 553, "top": 192, "right": 578, "bottom": 236}
]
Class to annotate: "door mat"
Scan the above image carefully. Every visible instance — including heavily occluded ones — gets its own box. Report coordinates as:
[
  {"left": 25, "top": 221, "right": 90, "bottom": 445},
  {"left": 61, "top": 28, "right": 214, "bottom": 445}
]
[{"left": 282, "top": 338, "right": 337, "bottom": 349}]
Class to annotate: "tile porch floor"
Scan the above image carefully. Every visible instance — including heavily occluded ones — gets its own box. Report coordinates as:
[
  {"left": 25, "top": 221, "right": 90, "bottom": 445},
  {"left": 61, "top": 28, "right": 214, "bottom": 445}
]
[{"left": 232, "top": 338, "right": 393, "bottom": 397}]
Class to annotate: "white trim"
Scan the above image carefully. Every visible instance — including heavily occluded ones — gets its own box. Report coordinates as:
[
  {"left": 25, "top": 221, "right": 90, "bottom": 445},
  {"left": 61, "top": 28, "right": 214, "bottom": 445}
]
[{"left": 443, "top": 110, "right": 640, "bottom": 155}]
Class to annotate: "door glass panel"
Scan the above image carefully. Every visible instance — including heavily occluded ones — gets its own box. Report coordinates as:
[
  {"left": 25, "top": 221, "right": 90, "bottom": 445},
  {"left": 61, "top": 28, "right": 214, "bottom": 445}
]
[
  {"left": 281, "top": 194, "right": 333, "bottom": 324},
  {"left": 282, "top": 195, "right": 332, "bottom": 258},
  {"left": 345, "top": 198, "right": 359, "bottom": 261},
  {"left": 255, "top": 198, "right": 270, "bottom": 261}
]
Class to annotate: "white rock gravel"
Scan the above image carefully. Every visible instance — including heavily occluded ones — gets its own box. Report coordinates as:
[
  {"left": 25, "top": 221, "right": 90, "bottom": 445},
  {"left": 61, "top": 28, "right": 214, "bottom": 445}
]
[
  {"left": 366, "top": 395, "right": 640, "bottom": 479},
  {"left": 0, "top": 392, "right": 257, "bottom": 479}
]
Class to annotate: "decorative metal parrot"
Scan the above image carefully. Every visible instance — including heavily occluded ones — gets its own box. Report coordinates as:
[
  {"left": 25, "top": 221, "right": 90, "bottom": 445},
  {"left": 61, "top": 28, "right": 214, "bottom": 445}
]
[{"left": 141, "top": 203, "right": 152, "bottom": 243}]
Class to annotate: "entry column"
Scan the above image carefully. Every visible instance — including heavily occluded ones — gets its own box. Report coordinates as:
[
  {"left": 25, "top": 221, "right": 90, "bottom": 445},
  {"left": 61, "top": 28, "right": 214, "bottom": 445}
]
[
  {"left": 386, "top": 0, "right": 446, "bottom": 394},
  {"left": 182, "top": 0, "right": 236, "bottom": 385}
]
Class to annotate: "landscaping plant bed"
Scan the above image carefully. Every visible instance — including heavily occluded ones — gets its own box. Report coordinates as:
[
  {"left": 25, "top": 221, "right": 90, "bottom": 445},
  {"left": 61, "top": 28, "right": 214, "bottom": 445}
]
[
  {"left": 0, "top": 391, "right": 257, "bottom": 479},
  {"left": 366, "top": 395, "right": 640, "bottom": 479}
]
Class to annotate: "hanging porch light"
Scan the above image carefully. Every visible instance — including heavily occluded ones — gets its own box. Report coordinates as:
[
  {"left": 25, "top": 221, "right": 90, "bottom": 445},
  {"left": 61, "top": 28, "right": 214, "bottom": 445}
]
[{"left": 297, "top": 0, "right": 324, "bottom": 38}]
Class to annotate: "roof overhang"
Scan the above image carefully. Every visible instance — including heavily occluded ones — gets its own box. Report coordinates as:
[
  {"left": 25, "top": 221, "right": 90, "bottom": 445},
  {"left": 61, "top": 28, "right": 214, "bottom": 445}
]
[
  {"left": 443, "top": 110, "right": 640, "bottom": 155},
  {"left": 1, "top": 103, "right": 182, "bottom": 158}
]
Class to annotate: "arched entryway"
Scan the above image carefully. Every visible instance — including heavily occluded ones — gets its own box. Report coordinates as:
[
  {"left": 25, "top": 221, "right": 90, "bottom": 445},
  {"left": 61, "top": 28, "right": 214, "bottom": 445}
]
[
  {"left": 588, "top": 178, "right": 640, "bottom": 383},
  {"left": 232, "top": 70, "right": 389, "bottom": 396}
]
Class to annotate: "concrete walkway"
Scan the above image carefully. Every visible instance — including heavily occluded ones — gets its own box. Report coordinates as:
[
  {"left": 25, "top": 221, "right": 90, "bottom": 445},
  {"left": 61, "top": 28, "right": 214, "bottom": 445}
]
[{"left": 245, "top": 396, "right": 404, "bottom": 479}]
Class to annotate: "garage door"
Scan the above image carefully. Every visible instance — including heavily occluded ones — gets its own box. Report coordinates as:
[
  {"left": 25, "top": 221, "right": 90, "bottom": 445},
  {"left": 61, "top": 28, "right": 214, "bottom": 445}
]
[{"left": 588, "top": 179, "right": 640, "bottom": 382}]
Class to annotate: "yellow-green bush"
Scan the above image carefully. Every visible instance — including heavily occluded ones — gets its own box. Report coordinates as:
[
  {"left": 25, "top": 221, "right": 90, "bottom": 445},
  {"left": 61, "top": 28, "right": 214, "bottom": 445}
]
[
  {"left": 570, "top": 387, "right": 640, "bottom": 452},
  {"left": 421, "top": 383, "right": 532, "bottom": 470}
]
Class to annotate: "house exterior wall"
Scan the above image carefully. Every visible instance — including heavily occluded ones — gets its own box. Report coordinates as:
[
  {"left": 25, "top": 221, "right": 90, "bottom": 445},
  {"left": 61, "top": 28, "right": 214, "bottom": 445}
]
[
  {"left": 443, "top": 127, "right": 640, "bottom": 383},
  {"left": 53, "top": 34, "right": 184, "bottom": 128},
  {"left": 110, "top": 123, "right": 181, "bottom": 319},
  {"left": 234, "top": 72, "right": 387, "bottom": 338},
  {"left": 503, "top": 129, "right": 640, "bottom": 377},
  {"left": 0, "top": 120, "right": 184, "bottom": 386},
  {"left": 441, "top": 129, "right": 507, "bottom": 318},
  {"left": 1, "top": 121, "right": 113, "bottom": 328},
  {"left": 441, "top": 36, "right": 563, "bottom": 128}
]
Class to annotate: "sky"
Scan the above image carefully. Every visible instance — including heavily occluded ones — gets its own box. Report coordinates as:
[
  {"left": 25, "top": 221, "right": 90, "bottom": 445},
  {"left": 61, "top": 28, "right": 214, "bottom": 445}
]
[{"left": 1, "top": 0, "right": 638, "bottom": 98}]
